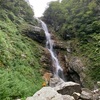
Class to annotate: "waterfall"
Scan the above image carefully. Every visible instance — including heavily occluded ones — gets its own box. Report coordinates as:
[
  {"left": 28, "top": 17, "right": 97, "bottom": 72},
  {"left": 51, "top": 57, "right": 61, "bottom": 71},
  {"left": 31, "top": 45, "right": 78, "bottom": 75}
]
[{"left": 40, "top": 20, "right": 64, "bottom": 80}]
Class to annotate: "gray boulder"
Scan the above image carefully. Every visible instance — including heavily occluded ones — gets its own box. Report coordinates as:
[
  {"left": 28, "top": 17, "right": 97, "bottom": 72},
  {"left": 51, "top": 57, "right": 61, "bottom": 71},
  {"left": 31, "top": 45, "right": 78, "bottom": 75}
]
[
  {"left": 26, "top": 87, "right": 63, "bottom": 100},
  {"left": 54, "top": 81, "right": 81, "bottom": 95},
  {"left": 21, "top": 24, "right": 45, "bottom": 43}
]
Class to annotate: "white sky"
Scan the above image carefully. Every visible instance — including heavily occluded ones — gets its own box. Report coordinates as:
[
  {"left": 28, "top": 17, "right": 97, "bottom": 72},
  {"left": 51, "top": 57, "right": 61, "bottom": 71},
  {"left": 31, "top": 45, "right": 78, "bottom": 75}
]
[{"left": 29, "top": 0, "right": 57, "bottom": 17}]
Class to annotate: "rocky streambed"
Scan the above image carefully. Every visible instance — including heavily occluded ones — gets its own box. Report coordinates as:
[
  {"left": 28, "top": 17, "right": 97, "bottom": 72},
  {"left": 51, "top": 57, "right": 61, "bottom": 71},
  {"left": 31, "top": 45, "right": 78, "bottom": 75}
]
[{"left": 26, "top": 77, "right": 100, "bottom": 100}]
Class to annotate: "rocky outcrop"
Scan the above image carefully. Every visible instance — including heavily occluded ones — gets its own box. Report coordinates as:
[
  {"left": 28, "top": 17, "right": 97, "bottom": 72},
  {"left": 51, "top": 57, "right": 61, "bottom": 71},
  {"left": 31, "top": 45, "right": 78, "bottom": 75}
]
[
  {"left": 66, "top": 57, "right": 86, "bottom": 86},
  {"left": 54, "top": 81, "right": 81, "bottom": 95},
  {"left": 26, "top": 87, "right": 63, "bottom": 100},
  {"left": 69, "top": 57, "right": 84, "bottom": 74},
  {"left": 26, "top": 76, "right": 100, "bottom": 100},
  {"left": 49, "top": 77, "right": 82, "bottom": 95},
  {"left": 42, "top": 32, "right": 85, "bottom": 86},
  {"left": 40, "top": 48, "right": 52, "bottom": 70},
  {"left": 53, "top": 41, "right": 67, "bottom": 50},
  {"left": 21, "top": 24, "right": 45, "bottom": 43},
  {"left": 26, "top": 87, "right": 77, "bottom": 100}
]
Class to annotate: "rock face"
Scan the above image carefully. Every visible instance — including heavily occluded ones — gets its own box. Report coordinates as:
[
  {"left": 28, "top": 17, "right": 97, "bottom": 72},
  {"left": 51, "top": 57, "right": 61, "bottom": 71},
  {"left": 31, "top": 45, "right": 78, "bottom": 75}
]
[
  {"left": 26, "top": 87, "right": 63, "bottom": 100},
  {"left": 22, "top": 20, "right": 98, "bottom": 100},
  {"left": 40, "top": 48, "right": 52, "bottom": 70},
  {"left": 69, "top": 57, "right": 84, "bottom": 74},
  {"left": 21, "top": 24, "right": 45, "bottom": 43},
  {"left": 26, "top": 77, "right": 100, "bottom": 100},
  {"left": 49, "top": 77, "right": 64, "bottom": 87},
  {"left": 63, "top": 56, "right": 85, "bottom": 86},
  {"left": 44, "top": 37, "right": 85, "bottom": 86},
  {"left": 53, "top": 41, "right": 67, "bottom": 50},
  {"left": 54, "top": 81, "right": 82, "bottom": 95}
]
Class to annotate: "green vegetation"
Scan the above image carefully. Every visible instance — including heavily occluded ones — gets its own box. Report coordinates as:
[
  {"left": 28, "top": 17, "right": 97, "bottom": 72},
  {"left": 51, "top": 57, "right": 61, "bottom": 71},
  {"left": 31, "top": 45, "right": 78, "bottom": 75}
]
[
  {"left": 43, "top": 0, "right": 100, "bottom": 84},
  {"left": 0, "top": 0, "right": 100, "bottom": 99},
  {"left": 0, "top": 0, "right": 43, "bottom": 99},
  {"left": 0, "top": 0, "right": 36, "bottom": 25}
]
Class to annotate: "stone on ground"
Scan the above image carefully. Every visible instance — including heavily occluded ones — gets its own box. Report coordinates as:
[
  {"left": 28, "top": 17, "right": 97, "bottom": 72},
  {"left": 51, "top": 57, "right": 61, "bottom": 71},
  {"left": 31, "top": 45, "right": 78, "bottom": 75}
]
[
  {"left": 26, "top": 87, "right": 63, "bottom": 100},
  {"left": 54, "top": 81, "right": 81, "bottom": 95}
]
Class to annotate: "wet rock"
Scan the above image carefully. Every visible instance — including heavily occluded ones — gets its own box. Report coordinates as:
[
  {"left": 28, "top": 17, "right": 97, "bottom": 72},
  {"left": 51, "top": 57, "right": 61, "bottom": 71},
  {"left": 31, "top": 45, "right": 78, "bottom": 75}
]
[
  {"left": 66, "top": 67, "right": 83, "bottom": 86},
  {"left": 62, "top": 95, "right": 75, "bottom": 100},
  {"left": 40, "top": 48, "right": 52, "bottom": 70},
  {"left": 54, "top": 81, "right": 81, "bottom": 95},
  {"left": 62, "top": 55, "right": 70, "bottom": 77},
  {"left": 32, "top": 87, "right": 63, "bottom": 100},
  {"left": 49, "top": 77, "right": 64, "bottom": 87}
]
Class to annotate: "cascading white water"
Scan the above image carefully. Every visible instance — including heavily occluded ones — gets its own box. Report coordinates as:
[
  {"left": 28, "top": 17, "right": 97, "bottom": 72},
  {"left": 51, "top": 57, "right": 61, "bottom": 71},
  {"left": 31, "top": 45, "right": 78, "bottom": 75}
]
[{"left": 40, "top": 20, "right": 64, "bottom": 78}]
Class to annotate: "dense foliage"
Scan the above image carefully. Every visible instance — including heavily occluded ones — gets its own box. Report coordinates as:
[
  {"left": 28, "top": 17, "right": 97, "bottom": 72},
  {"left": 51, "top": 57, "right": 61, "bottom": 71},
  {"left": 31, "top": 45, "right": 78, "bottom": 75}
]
[
  {"left": 43, "top": 0, "right": 100, "bottom": 82},
  {"left": 0, "top": 0, "right": 35, "bottom": 24},
  {"left": 0, "top": 0, "right": 43, "bottom": 99}
]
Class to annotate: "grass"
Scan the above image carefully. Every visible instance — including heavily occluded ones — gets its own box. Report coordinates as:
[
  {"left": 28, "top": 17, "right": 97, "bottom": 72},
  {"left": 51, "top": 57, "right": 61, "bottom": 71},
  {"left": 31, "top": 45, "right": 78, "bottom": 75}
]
[
  {"left": 70, "top": 35, "right": 100, "bottom": 88},
  {"left": 0, "top": 13, "right": 43, "bottom": 100}
]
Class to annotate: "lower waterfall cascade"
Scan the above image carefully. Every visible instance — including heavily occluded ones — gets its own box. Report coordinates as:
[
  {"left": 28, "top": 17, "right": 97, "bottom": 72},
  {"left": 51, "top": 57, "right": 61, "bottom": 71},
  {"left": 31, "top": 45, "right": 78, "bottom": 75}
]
[{"left": 40, "top": 20, "right": 65, "bottom": 80}]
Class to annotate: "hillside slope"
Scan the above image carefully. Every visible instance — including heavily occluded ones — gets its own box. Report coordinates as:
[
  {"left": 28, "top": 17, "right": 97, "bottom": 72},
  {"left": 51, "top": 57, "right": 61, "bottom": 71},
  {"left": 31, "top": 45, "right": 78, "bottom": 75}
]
[{"left": 0, "top": 0, "right": 44, "bottom": 99}]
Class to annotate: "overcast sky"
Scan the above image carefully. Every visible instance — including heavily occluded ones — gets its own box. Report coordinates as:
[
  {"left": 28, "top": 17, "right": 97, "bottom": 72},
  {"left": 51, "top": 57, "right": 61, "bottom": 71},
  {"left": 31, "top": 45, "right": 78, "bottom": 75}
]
[{"left": 29, "top": 0, "right": 57, "bottom": 17}]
